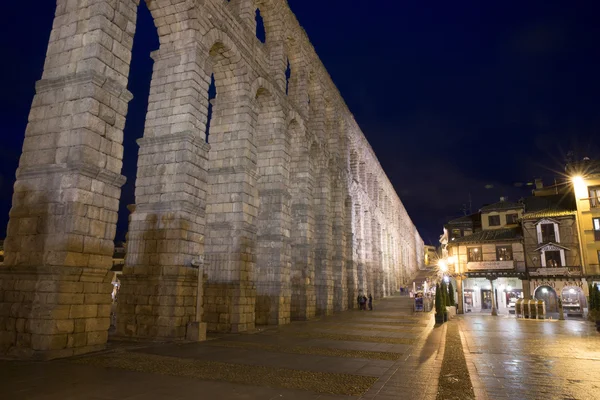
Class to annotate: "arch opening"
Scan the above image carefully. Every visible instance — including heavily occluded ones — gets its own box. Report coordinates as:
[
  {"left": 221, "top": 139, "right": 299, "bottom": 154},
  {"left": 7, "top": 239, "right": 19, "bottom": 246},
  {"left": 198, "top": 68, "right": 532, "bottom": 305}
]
[
  {"left": 255, "top": 9, "right": 266, "bottom": 43},
  {"left": 285, "top": 58, "right": 291, "bottom": 95},
  {"left": 204, "top": 73, "right": 217, "bottom": 143}
]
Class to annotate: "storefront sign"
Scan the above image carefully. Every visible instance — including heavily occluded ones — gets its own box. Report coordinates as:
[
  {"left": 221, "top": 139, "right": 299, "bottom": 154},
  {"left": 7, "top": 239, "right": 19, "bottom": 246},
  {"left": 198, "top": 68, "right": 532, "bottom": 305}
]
[
  {"left": 467, "top": 261, "right": 514, "bottom": 270},
  {"left": 529, "top": 267, "right": 581, "bottom": 277},
  {"left": 531, "top": 280, "right": 584, "bottom": 290}
]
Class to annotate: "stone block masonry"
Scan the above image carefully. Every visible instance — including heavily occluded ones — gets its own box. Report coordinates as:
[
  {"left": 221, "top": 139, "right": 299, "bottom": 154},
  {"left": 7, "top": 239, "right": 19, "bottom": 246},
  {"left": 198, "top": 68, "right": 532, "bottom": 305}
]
[{"left": 0, "top": 0, "right": 424, "bottom": 359}]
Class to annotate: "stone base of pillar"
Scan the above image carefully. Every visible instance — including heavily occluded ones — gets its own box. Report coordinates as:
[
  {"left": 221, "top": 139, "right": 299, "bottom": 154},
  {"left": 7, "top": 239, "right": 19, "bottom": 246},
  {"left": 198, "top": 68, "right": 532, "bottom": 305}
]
[
  {"left": 316, "top": 284, "right": 334, "bottom": 316},
  {"left": 291, "top": 285, "right": 316, "bottom": 320},
  {"left": 203, "top": 283, "right": 255, "bottom": 333},
  {"left": 185, "top": 321, "right": 207, "bottom": 342},
  {"left": 116, "top": 271, "right": 199, "bottom": 340},
  {"left": 334, "top": 285, "right": 348, "bottom": 312},
  {"left": 0, "top": 266, "right": 112, "bottom": 360},
  {"left": 255, "top": 284, "right": 291, "bottom": 326}
]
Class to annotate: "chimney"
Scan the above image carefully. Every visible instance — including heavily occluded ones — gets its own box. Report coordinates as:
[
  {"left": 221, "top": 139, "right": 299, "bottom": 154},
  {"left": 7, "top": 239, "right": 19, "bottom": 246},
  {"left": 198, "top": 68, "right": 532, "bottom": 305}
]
[{"left": 535, "top": 178, "right": 543, "bottom": 189}]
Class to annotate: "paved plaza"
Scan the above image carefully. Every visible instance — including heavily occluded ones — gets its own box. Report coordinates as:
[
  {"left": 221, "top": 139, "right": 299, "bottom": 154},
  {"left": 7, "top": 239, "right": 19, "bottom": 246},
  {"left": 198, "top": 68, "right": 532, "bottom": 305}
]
[
  {"left": 2, "top": 295, "right": 600, "bottom": 400},
  {"left": 0, "top": 296, "right": 442, "bottom": 400},
  {"left": 461, "top": 316, "right": 600, "bottom": 400}
]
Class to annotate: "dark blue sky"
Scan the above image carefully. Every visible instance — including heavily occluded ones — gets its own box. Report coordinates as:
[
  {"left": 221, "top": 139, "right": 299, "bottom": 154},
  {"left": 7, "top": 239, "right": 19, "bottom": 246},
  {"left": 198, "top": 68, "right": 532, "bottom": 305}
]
[{"left": 1, "top": 1, "right": 599, "bottom": 245}]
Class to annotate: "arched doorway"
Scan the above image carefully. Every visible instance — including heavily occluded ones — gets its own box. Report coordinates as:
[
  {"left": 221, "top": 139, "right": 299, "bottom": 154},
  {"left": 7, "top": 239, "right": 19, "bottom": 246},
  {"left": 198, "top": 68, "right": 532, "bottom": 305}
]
[{"left": 534, "top": 285, "right": 558, "bottom": 313}]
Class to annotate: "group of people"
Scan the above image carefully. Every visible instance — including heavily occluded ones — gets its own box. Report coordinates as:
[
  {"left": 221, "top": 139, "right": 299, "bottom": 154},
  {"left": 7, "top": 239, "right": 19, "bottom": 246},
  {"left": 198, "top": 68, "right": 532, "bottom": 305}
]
[{"left": 357, "top": 293, "right": 373, "bottom": 310}]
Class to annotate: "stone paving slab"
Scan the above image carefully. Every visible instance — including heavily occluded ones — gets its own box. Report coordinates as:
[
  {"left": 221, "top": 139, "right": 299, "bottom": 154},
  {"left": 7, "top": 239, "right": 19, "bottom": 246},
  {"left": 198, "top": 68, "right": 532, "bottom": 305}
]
[{"left": 459, "top": 316, "right": 600, "bottom": 400}]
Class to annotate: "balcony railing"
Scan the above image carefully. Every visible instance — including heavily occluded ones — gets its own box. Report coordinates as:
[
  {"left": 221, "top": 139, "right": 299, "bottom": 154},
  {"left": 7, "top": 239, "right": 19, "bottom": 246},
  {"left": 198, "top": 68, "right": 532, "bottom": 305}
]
[{"left": 580, "top": 197, "right": 600, "bottom": 209}]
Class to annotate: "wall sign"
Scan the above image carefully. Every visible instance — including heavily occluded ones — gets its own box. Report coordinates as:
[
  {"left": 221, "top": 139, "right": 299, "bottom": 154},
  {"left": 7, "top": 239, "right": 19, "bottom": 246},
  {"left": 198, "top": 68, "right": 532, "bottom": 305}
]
[{"left": 467, "top": 261, "right": 514, "bottom": 270}]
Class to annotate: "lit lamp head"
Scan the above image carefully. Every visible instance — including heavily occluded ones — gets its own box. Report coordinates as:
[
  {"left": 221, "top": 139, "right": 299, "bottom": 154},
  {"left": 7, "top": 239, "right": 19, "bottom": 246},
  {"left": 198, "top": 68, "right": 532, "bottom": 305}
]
[
  {"left": 572, "top": 175, "right": 588, "bottom": 198},
  {"left": 437, "top": 259, "right": 448, "bottom": 273}
]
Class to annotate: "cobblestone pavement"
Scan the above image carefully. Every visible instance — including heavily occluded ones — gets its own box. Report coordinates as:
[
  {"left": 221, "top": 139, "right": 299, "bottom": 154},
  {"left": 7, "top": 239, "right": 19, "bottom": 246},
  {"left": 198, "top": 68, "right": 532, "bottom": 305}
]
[
  {"left": 0, "top": 295, "right": 442, "bottom": 400},
  {"left": 459, "top": 315, "right": 600, "bottom": 400}
]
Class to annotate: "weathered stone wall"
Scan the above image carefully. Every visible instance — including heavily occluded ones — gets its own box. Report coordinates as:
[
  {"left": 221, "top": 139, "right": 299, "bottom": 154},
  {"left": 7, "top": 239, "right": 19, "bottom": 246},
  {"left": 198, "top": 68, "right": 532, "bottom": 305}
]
[{"left": 0, "top": 0, "right": 424, "bottom": 359}]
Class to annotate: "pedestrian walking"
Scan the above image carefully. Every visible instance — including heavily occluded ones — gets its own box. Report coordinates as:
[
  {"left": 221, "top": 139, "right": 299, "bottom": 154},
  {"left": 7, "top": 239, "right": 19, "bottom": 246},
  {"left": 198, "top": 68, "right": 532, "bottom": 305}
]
[{"left": 368, "top": 294, "right": 373, "bottom": 311}]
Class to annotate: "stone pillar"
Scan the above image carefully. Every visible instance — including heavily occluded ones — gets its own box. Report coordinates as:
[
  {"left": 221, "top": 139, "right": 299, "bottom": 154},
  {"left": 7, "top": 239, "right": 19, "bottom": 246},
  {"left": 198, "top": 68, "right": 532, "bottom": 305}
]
[
  {"left": 345, "top": 197, "right": 358, "bottom": 309},
  {"left": 489, "top": 277, "right": 498, "bottom": 316},
  {"left": 522, "top": 279, "right": 531, "bottom": 299},
  {"left": 0, "top": 0, "right": 140, "bottom": 359},
  {"left": 254, "top": 95, "right": 291, "bottom": 326},
  {"left": 355, "top": 204, "right": 367, "bottom": 294},
  {"left": 314, "top": 159, "right": 333, "bottom": 316},
  {"left": 363, "top": 211, "right": 374, "bottom": 296},
  {"left": 456, "top": 276, "right": 464, "bottom": 314},
  {"left": 371, "top": 220, "right": 383, "bottom": 299},
  {"left": 116, "top": 40, "right": 211, "bottom": 340},
  {"left": 289, "top": 124, "right": 315, "bottom": 321},
  {"left": 331, "top": 168, "right": 348, "bottom": 312},
  {"left": 203, "top": 87, "right": 258, "bottom": 333}
]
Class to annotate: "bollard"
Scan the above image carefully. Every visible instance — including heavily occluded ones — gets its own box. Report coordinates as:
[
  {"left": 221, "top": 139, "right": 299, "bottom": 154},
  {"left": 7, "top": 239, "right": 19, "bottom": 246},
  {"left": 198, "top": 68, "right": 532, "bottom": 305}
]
[{"left": 515, "top": 298, "right": 523, "bottom": 318}]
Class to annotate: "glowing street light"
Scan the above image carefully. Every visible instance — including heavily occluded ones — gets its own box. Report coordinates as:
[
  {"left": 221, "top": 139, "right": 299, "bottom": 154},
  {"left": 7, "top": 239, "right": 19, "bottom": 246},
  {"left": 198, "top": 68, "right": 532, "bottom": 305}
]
[
  {"left": 437, "top": 259, "right": 448, "bottom": 273},
  {"left": 572, "top": 175, "right": 588, "bottom": 199}
]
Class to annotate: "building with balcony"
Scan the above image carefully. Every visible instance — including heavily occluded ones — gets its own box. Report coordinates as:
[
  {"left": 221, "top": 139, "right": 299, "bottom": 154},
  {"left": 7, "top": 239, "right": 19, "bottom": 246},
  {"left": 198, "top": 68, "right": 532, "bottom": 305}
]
[
  {"left": 568, "top": 159, "right": 600, "bottom": 286},
  {"left": 447, "top": 198, "right": 526, "bottom": 315},
  {"left": 521, "top": 192, "right": 587, "bottom": 315}
]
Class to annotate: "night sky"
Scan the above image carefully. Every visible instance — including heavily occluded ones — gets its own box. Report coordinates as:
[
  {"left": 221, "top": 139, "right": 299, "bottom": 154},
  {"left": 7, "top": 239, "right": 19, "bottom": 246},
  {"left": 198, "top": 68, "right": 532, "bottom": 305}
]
[{"left": 1, "top": 1, "right": 599, "bottom": 246}]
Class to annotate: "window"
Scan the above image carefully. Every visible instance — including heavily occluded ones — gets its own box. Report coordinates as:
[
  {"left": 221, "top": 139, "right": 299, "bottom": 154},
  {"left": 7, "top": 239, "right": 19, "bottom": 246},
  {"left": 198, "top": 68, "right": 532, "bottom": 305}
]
[
  {"left": 541, "top": 223, "right": 556, "bottom": 243},
  {"left": 496, "top": 245, "right": 513, "bottom": 261},
  {"left": 451, "top": 228, "right": 461, "bottom": 239},
  {"left": 545, "top": 251, "right": 562, "bottom": 267},
  {"left": 590, "top": 186, "right": 600, "bottom": 208},
  {"left": 468, "top": 247, "right": 482, "bottom": 262},
  {"left": 506, "top": 213, "right": 518, "bottom": 224},
  {"left": 488, "top": 215, "right": 500, "bottom": 226},
  {"left": 594, "top": 218, "right": 600, "bottom": 241}
]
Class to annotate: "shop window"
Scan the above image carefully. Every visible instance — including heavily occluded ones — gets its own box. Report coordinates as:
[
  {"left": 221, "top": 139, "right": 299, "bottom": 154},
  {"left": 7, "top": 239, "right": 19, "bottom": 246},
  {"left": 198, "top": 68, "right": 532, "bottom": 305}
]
[
  {"left": 589, "top": 186, "right": 600, "bottom": 208},
  {"left": 496, "top": 245, "right": 513, "bottom": 261},
  {"left": 541, "top": 223, "right": 556, "bottom": 243},
  {"left": 488, "top": 215, "right": 500, "bottom": 226},
  {"left": 545, "top": 250, "right": 562, "bottom": 267},
  {"left": 506, "top": 213, "right": 518, "bottom": 224},
  {"left": 468, "top": 247, "right": 482, "bottom": 262},
  {"left": 594, "top": 218, "right": 600, "bottom": 241}
]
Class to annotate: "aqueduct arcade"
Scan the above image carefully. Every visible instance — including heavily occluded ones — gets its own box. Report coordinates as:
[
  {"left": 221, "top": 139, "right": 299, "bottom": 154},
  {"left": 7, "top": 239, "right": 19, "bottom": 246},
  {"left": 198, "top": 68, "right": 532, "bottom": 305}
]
[{"left": 0, "top": 0, "right": 424, "bottom": 359}]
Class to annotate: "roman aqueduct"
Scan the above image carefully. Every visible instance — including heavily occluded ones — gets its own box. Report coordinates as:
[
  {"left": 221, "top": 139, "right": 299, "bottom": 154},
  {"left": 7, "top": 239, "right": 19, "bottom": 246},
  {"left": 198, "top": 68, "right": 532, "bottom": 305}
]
[{"left": 0, "top": 0, "right": 423, "bottom": 359}]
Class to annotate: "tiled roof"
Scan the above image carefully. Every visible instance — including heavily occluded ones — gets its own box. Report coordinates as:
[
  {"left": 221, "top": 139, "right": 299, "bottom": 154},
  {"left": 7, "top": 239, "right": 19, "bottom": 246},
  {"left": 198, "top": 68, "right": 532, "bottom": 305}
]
[
  {"left": 447, "top": 213, "right": 480, "bottom": 226},
  {"left": 521, "top": 209, "right": 576, "bottom": 219},
  {"left": 480, "top": 201, "right": 523, "bottom": 212},
  {"left": 521, "top": 193, "right": 576, "bottom": 220},
  {"left": 450, "top": 227, "right": 521, "bottom": 244}
]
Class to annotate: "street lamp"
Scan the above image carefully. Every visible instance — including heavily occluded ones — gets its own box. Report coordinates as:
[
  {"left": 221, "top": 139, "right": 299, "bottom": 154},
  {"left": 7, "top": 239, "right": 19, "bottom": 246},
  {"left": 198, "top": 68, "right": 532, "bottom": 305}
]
[{"left": 438, "top": 259, "right": 448, "bottom": 273}]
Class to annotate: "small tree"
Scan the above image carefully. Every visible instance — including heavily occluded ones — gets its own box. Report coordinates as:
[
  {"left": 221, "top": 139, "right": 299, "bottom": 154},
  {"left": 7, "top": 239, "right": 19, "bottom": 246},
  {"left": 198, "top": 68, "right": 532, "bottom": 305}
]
[
  {"left": 448, "top": 281, "right": 456, "bottom": 307},
  {"left": 589, "top": 283, "right": 596, "bottom": 311},
  {"left": 440, "top": 280, "right": 449, "bottom": 312},
  {"left": 435, "top": 283, "right": 443, "bottom": 315},
  {"left": 595, "top": 284, "right": 600, "bottom": 311}
]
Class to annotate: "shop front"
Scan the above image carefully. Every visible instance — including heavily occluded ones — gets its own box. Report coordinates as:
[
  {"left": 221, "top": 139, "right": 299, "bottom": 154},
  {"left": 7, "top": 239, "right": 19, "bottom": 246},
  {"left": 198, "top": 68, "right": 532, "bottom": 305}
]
[
  {"left": 462, "top": 276, "right": 523, "bottom": 314},
  {"left": 530, "top": 279, "right": 588, "bottom": 317}
]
